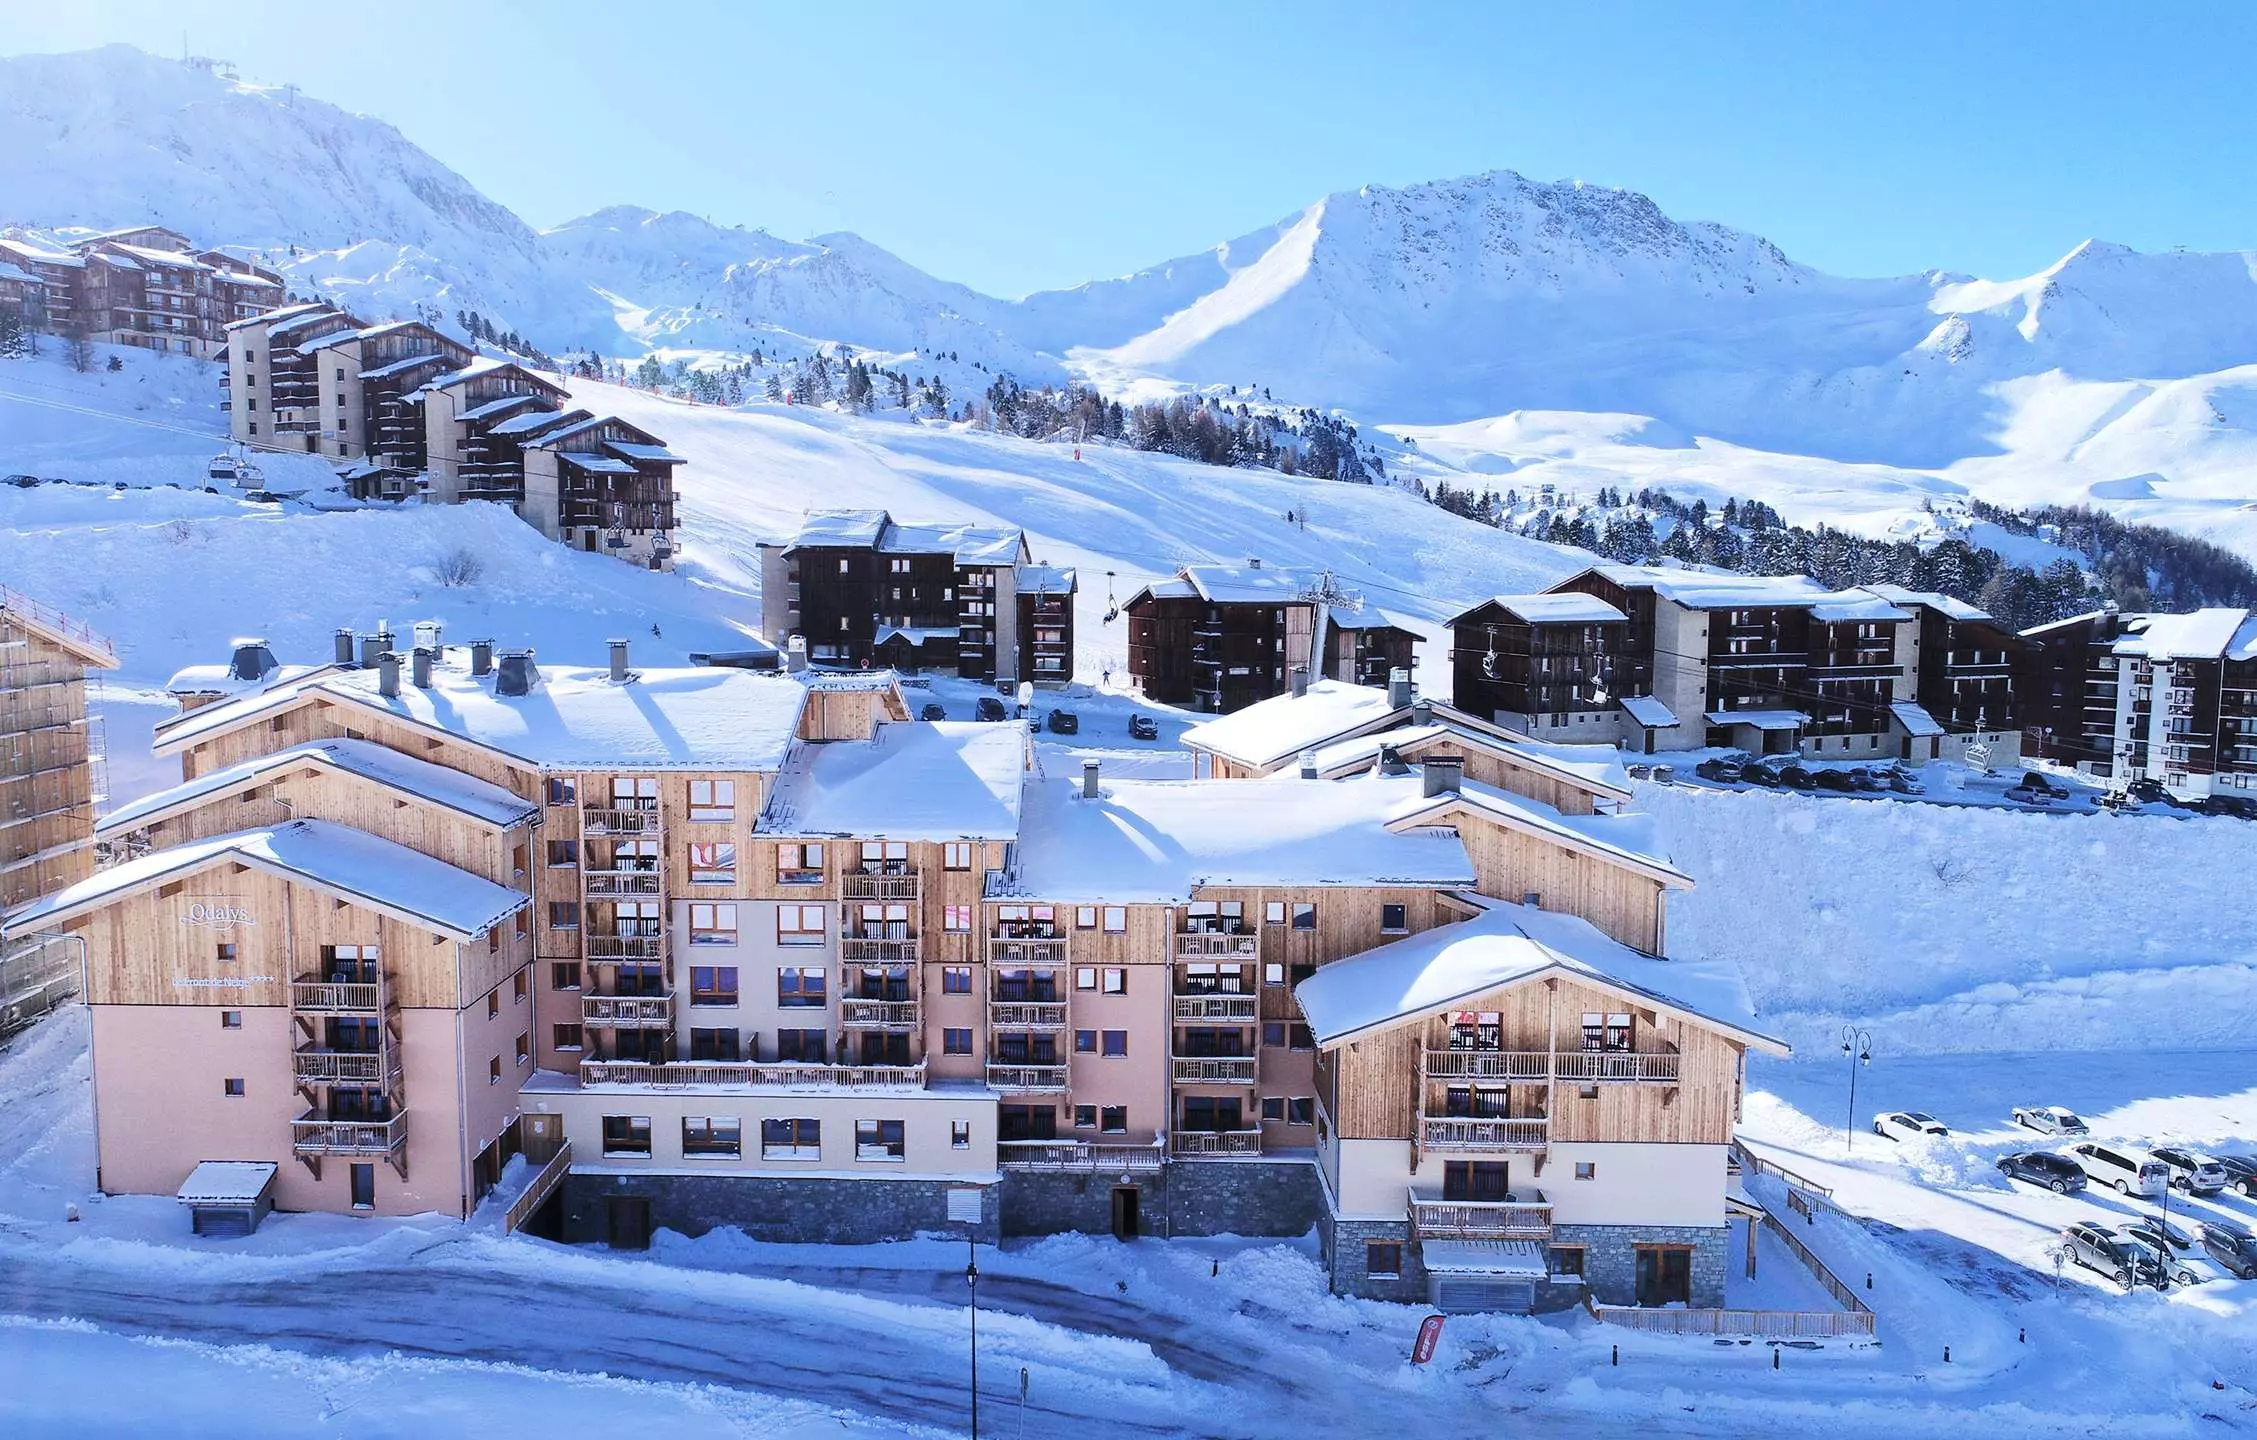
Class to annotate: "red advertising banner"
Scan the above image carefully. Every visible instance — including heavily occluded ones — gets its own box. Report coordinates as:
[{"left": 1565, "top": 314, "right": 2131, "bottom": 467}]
[{"left": 1412, "top": 1313, "right": 1446, "bottom": 1364}]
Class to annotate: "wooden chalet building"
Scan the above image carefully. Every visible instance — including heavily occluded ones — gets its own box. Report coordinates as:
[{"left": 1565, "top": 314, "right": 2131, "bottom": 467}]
[
  {"left": 0, "top": 586, "right": 118, "bottom": 911},
  {"left": 1125, "top": 563, "right": 1420, "bottom": 714},
  {"left": 1447, "top": 593, "right": 1629, "bottom": 744}
]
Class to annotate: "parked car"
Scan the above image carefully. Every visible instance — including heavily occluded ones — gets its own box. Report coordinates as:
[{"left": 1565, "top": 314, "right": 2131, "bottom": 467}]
[
  {"left": 2198, "top": 1220, "right": 2257, "bottom": 1280},
  {"left": 2148, "top": 1145, "right": 2228, "bottom": 1196},
  {"left": 2019, "top": 771, "right": 2073, "bottom": 800},
  {"left": 2125, "top": 777, "right": 2177, "bottom": 806},
  {"left": 2202, "top": 794, "right": 2257, "bottom": 820},
  {"left": 2067, "top": 1141, "right": 2170, "bottom": 1198},
  {"left": 2059, "top": 1223, "right": 2171, "bottom": 1290},
  {"left": 1626, "top": 762, "right": 1654, "bottom": 781},
  {"left": 1812, "top": 768, "right": 1856, "bottom": 793},
  {"left": 1127, "top": 714, "right": 1159, "bottom": 741},
  {"left": 2212, "top": 1154, "right": 2257, "bottom": 1198},
  {"left": 1997, "top": 1151, "right": 2086, "bottom": 1194},
  {"left": 2012, "top": 1105, "right": 2090, "bottom": 1137},
  {"left": 2122, "top": 1234, "right": 2205, "bottom": 1287},
  {"left": 2005, "top": 781, "right": 2056, "bottom": 806},
  {"left": 1873, "top": 1110, "right": 1949, "bottom": 1142},
  {"left": 1045, "top": 708, "right": 1080, "bottom": 735},
  {"left": 1848, "top": 768, "right": 1886, "bottom": 792},
  {"left": 2120, "top": 1213, "right": 2194, "bottom": 1254},
  {"left": 1886, "top": 769, "right": 1922, "bottom": 794},
  {"left": 1695, "top": 758, "right": 1742, "bottom": 783},
  {"left": 3, "top": 473, "right": 38, "bottom": 487},
  {"left": 974, "top": 696, "right": 1008, "bottom": 722},
  {"left": 918, "top": 703, "right": 947, "bottom": 721},
  {"left": 1649, "top": 764, "right": 1674, "bottom": 784},
  {"left": 1743, "top": 760, "right": 1784, "bottom": 787},
  {"left": 1778, "top": 764, "right": 1817, "bottom": 790}
]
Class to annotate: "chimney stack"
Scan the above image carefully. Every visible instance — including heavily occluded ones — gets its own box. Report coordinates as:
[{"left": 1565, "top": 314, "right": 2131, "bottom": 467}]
[
  {"left": 1387, "top": 667, "right": 1414, "bottom": 710},
  {"left": 1289, "top": 664, "right": 1309, "bottom": 699},
  {"left": 470, "top": 640, "right": 493, "bottom": 677},
  {"left": 1378, "top": 744, "right": 1410, "bottom": 777},
  {"left": 1081, "top": 759, "right": 1101, "bottom": 800},
  {"left": 1410, "top": 697, "right": 1432, "bottom": 726},
  {"left": 786, "top": 635, "right": 808, "bottom": 674},
  {"left": 496, "top": 648, "right": 538, "bottom": 697},
  {"left": 609, "top": 639, "right": 630, "bottom": 683},
  {"left": 377, "top": 652, "right": 401, "bottom": 699},
  {"left": 333, "top": 628, "right": 356, "bottom": 667},
  {"left": 357, "top": 632, "right": 383, "bottom": 669},
  {"left": 228, "top": 637, "right": 276, "bottom": 684},
  {"left": 375, "top": 622, "right": 395, "bottom": 656},
  {"left": 1298, "top": 749, "right": 1319, "bottom": 780},
  {"left": 1422, "top": 756, "right": 1463, "bottom": 798},
  {"left": 411, "top": 647, "right": 434, "bottom": 688},
  {"left": 413, "top": 620, "right": 443, "bottom": 654}
]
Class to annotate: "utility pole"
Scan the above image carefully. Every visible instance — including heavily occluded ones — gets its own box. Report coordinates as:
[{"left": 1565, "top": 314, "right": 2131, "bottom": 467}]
[
  {"left": 1841, "top": 1025, "right": 1872, "bottom": 1155},
  {"left": 966, "top": 1235, "right": 980, "bottom": 1438}
]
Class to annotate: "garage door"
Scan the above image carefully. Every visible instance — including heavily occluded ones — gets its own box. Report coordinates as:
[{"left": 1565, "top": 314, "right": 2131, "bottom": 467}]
[{"left": 1430, "top": 1276, "right": 1536, "bottom": 1314}]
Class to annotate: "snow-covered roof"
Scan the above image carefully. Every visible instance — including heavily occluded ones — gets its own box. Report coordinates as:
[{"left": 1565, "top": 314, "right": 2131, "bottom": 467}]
[
  {"left": 1619, "top": 695, "right": 1678, "bottom": 729},
  {"left": 222, "top": 301, "right": 328, "bottom": 332},
  {"left": 1704, "top": 709, "right": 1809, "bottom": 730},
  {"left": 0, "top": 262, "right": 38, "bottom": 285},
  {"left": 487, "top": 407, "right": 572, "bottom": 437},
  {"left": 525, "top": 414, "right": 612, "bottom": 447},
  {"left": 1385, "top": 777, "right": 1692, "bottom": 888},
  {"left": 1322, "top": 597, "right": 1414, "bottom": 633},
  {"left": 557, "top": 451, "right": 638, "bottom": 474},
  {"left": 784, "top": 509, "right": 890, "bottom": 549},
  {"left": 163, "top": 659, "right": 328, "bottom": 699},
  {"left": 98, "top": 738, "right": 538, "bottom": 837},
  {"left": 1889, "top": 701, "right": 1946, "bottom": 739},
  {"left": 1864, "top": 585, "right": 1992, "bottom": 623},
  {"left": 0, "top": 237, "right": 83, "bottom": 267},
  {"left": 1182, "top": 564, "right": 1314, "bottom": 605},
  {"left": 1015, "top": 563, "right": 1075, "bottom": 594},
  {"left": 603, "top": 441, "right": 683, "bottom": 465},
  {"left": 88, "top": 250, "right": 140, "bottom": 272},
  {"left": 761, "top": 721, "right": 1023, "bottom": 841},
  {"left": 422, "top": 356, "right": 523, "bottom": 392},
  {"left": 1583, "top": 565, "right": 1831, "bottom": 609},
  {"left": 2229, "top": 617, "right": 2257, "bottom": 664},
  {"left": 456, "top": 393, "right": 547, "bottom": 423},
  {"left": 1808, "top": 591, "right": 1912, "bottom": 624},
  {"left": 297, "top": 328, "right": 368, "bottom": 355},
  {"left": 176, "top": 1161, "right": 276, "bottom": 1207},
  {"left": 359, "top": 352, "right": 456, "bottom": 382},
  {"left": 266, "top": 309, "right": 357, "bottom": 341},
  {"left": 106, "top": 243, "right": 207, "bottom": 269},
  {"left": 5, "top": 819, "right": 527, "bottom": 942},
  {"left": 779, "top": 511, "right": 1029, "bottom": 567},
  {"left": 1132, "top": 577, "right": 1199, "bottom": 603},
  {"left": 1005, "top": 773, "right": 1474, "bottom": 904},
  {"left": 2114, "top": 608, "right": 2251, "bottom": 661},
  {"left": 1449, "top": 593, "right": 1628, "bottom": 627},
  {"left": 1179, "top": 678, "right": 1401, "bottom": 769},
  {"left": 875, "top": 625, "right": 956, "bottom": 647},
  {"left": 1297, "top": 722, "right": 1632, "bottom": 802},
  {"left": 1292, "top": 894, "right": 1784, "bottom": 1052}
]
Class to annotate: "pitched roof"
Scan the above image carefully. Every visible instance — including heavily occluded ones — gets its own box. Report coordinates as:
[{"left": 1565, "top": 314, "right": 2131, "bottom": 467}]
[
  {"left": 2114, "top": 608, "right": 2251, "bottom": 661},
  {"left": 1180, "top": 564, "right": 1315, "bottom": 605},
  {"left": 98, "top": 738, "right": 538, "bottom": 837},
  {"left": 1863, "top": 585, "right": 1993, "bottom": 623},
  {"left": 761, "top": 721, "right": 1024, "bottom": 841},
  {"left": 1296, "top": 723, "right": 1631, "bottom": 802},
  {"left": 1384, "top": 777, "right": 1692, "bottom": 888},
  {"left": 5, "top": 819, "right": 526, "bottom": 942},
  {"left": 0, "top": 584, "right": 119, "bottom": 669},
  {"left": 1808, "top": 591, "right": 1912, "bottom": 624},
  {"left": 1447, "top": 593, "right": 1628, "bottom": 627},
  {"left": 1179, "top": 678, "right": 1401, "bottom": 770},
  {"left": 1293, "top": 894, "right": 1784, "bottom": 1052},
  {"left": 1577, "top": 565, "right": 1832, "bottom": 609}
]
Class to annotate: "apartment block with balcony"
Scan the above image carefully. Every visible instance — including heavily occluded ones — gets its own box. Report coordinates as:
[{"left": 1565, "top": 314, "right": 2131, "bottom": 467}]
[
  {"left": 1, "top": 226, "right": 285, "bottom": 358},
  {"left": 1125, "top": 563, "right": 1419, "bottom": 714},
  {"left": 0, "top": 586, "right": 119, "bottom": 911},
  {"left": 2062, "top": 608, "right": 2257, "bottom": 802}
]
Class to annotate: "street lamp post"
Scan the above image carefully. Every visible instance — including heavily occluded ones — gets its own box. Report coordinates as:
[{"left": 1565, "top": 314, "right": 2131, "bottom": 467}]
[
  {"left": 1841, "top": 1025, "right": 1873, "bottom": 1154},
  {"left": 966, "top": 1236, "right": 980, "bottom": 1438}
]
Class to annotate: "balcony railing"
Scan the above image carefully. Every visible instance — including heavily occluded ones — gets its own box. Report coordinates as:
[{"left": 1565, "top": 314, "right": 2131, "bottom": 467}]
[
  {"left": 998, "top": 1140, "right": 1165, "bottom": 1173},
  {"left": 586, "top": 934, "right": 667, "bottom": 962},
  {"left": 842, "top": 872, "right": 920, "bottom": 902},
  {"left": 1419, "top": 1049, "right": 1681, "bottom": 1083},
  {"left": 1420, "top": 1116, "right": 1550, "bottom": 1152},
  {"left": 581, "top": 1059, "right": 927, "bottom": 1089},
  {"left": 290, "top": 976, "right": 388, "bottom": 1013},
  {"left": 1553, "top": 1050, "right": 1681, "bottom": 1083},
  {"left": 584, "top": 870, "right": 662, "bottom": 898},
  {"left": 293, "top": 1110, "right": 408, "bottom": 1158},
  {"left": 1170, "top": 1129, "right": 1262, "bottom": 1157},
  {"left": 1174, "top": 994, "right": 1259, "bottom": 1022},
  {"left": 1174, "top": 932, "right": 1259, "bottom": 959},
  {"left": 581, "top": 806, "right": 663, "bottom": 836},
  {"left": 1172, "top": 1056, "right": 1257, "bottom": 1085},
  {"left": 1407, "top": 1188, "right": 1552, "bottom": 1241},
  {"left": 582, "top": 993, "right": 674, "bottom": 1026},
  {"left": 989, "top": 1001, "right": 1067, "bottom": 1028},
  {"left": 841, "top": 937, "right": 919, "bottom": 964},
  {"left": 840, "top": 998, "right": 920, "bottom": 1030},
  {"left": 988, "top": 936, "right": 1067, "bottom": 965},
  {"left": 292, "top": 1046, "right": 401, "bottom": 1088},
  {"left": 986, "top": 1064, "right": 1069, "bottom": 1092},
  {"left": 1424, "top": 1049, "right": 1551, "bottom": 1081}
]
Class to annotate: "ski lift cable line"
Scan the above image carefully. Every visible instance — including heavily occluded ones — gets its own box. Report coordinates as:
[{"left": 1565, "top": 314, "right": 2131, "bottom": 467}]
[{"left": 0, "top": 386, "right": 241, "bottom": 446}]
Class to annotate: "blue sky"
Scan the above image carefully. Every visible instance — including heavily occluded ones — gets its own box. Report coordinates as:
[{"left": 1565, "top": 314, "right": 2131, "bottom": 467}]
[{"left": 7, "top": 1, "right": 2255, "bottom": 298}]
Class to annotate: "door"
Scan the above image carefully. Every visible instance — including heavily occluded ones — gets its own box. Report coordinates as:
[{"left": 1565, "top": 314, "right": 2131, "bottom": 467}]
[
  {"left": 1635, "top": 1246, "right": 1692, "bottom": 1306},
  {"left": 1110, "top": 1185, "right": 1140, "bottom": 1241},
  {"left": 349, "top": 1163, "right": 375, "bottom": 1211},
  {"left": 521, "top": 1114, "right": 563, "bottom": 1164},
  {"left": 606, "top": 1195, "right": 652, "bottom": 1250}
]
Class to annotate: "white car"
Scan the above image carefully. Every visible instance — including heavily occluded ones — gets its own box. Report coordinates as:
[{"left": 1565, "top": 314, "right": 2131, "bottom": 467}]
[
  {"left": 2012, "top": 1105, "right": 2090, "bottom": 1137},
  {"left": 1873, "top": 1111, "right": 1949, "bottom": 1142},
  {"left": 2148, "top": 1145, "right": 2228, "bottom": 1196},
  {"left": 2066, "top": 1141, "right": 2170, "bottom": 1198}
]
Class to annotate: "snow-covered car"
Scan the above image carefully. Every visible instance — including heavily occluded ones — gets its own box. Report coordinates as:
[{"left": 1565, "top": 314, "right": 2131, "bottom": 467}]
[
  {"left": 1997, "top": 1151, "right": 2086, "bottom": 1193},
  {"left": 1872, "top": 1111, "right": 1949, "bottom": 1142},
  {"left": 2012, "top": 1105, "right": 2089, "bottom": 1137},
  {"left": 2213, "top": 1154, "right": 2257, "bottom": 1199},
  {"left": 2199, "top": 1220, "right": 2257, "bottom": 1280},
  {"left": 1695, "top": 758, "right": 1742, "bottom": 783},
  {"left": 2120, "top": 1213, "right": 2194, "bottom": 1254},
  {"left": 2067, "top": 1141, "right": 2170, "bottom": 1198},
  {"left": 2059, "top": 1223, "right": 2170, "bottom": 1290},
  {"left": 1127, "top": 714, "right": 1159, "bottom": 742},
  {"left": 2122, "top": 1234, "right": 2204, "bottom": 1287},
  {"left": 2148, "top": 1146, "right": 2228, "bottom": 1195}
]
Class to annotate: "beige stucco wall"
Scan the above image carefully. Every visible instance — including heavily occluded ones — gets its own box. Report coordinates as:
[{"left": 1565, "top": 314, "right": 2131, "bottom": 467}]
[{"left": 537, "top": 1085, "right": 998, "bottom": 1180}]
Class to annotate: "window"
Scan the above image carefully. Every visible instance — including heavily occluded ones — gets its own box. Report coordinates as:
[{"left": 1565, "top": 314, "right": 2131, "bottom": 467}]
[
  {"left": 1292, "top": 903, "right": 1316, "bottom": 931},
  {"left": 1103, "top": 906, "right": 1126, "bottom": 933},
  {"left": 944, "top": 904, "right": 971, "bottom": 932},
  {"left": 777, "top": 967, "right": 827, "bottom": 1008},
  {"left": 216, "top": 943, "right": 237, "bottom": 963},
  {"left": 1074, "top": 1029, "right": 1098, "bottom": 1054},
  {"left": 602, "top": 1115, "right": 652, "bottom": 1156},
  {"left": 1261, "top": 1096, "right": 1287, "bottom": 1122},
  {"left": 688, "top": 843, "right": 737, "bottom": 883},
  {"left": 1102, "top": 1030, "right": 1128, "bottom": 1057},
  {"left": 222, "top": 1078, "right": 245, "bottom": 1097},
  {"left": 775, "top": 1028, "right": 830, "bottom": 1062},
  {"left": 777, "top": 842, "right": 825, "bottom": 884},
  {"left": 1574, "top": 1162, "right": 1597, "bottom": 1181},
  {"left": 1100, "top": 1106, "right": 1127, "bottom": 1133},
  {"left": 553, "top": 1023, "right": 584, "bottom": 1051},
  {"left": 513, "top": 970, "right": 528, "bottom": 1003},
  {"left": 689, "top": 1027, "right": 742, "bottom": 1061},
  {"left": 547, "top": 777, "right": 576, "bottom": 806},
  {"left": 838, "top": 558, "right": 850, "bottom": 574},
  {"left": 548, "top": 901, "right": 580, "bottom": 931},
  {"left": 1288, "top": 1023, "right": 1312, "bottom": 1050},
  {"left": 855, "top": 1118, "right": 906, "bottom": 1162},
  {"left": 761, "top": 1117, "right": 821, "bottom": 1159},
  {"left": 943, "top": 1027, "right": 973, "bottom": 1055},
  {"left": 1581, "top": 1012, "right": 1633, "bottom": 1052},
  {"left": 1365, "top": 1242, "right": 1403, "bottom": 1279},
  {"left": 676, "top": 903, "right": 732, "bottom": 947},
  {"left": 690, "top": 966, "right": 740, "bottom": 1006},
  {"left": 1076, "top": 967, "right": 1097, "bottom": 991},
  {"left": 487, "top": 991, "right": 500, "bottom": 1019},
  {"left": 1265, "top": 901, "right": 1286, "bottom": 926},
  {"left": 1381, "top": 903, "right": 1408, "bottom": 934},
  {"left": 1075, "top": 906, "right": 1098, "bottom": 930},
  {"left": 942, "top": 966, "right": 973, "bottom": 995},
  {"left": 489, "top": 1055, "right": 503, "bottom": 1085},
  {"left": 858, "top": 840, "right": 909, "bottom": 873},
  {"left": 1074, "top": 1104, "right": 1098, "bottom": 1128},
  {"left": 219, "top": 1010, "right": 242, "bottom": 1030},
  {"left": 683, "top": 1116, "right": 742, "bottom": 1157},
  {"left": 943, "top": 842, "right": 973, "bottom": 871},
  {"left": 1263, "top": 1022, "right": 1287, "bottom": 1049},
  {"left": 1102, "top": 968, "right": 1126, "bottom": 995},
  {"left": 1578, "top": 1085, "right": 1599, "bottom": 1100},
  {"left": 547, "top": 839, "right": 580, "bottom": 867},
  {"left": 515, "top": 1032, "right": 531, "bottom": 1066},
  {"left": 776, "top": 904, "right": 824, "bottom": 946},
  {"left": 1288, "top": 1097, "right": 1315, "bottom": 1125},
  {"left": 951, "top": 1120, "right": 971, "bottom": 1150},
  {"left": 551, "top": 962, "right": 582, "bottom": 991},
  {"left": 1264, "top": 962, "right": 1285, "bottom": 986},
  {"left": 689, "top": 778, "right": 736, "bottom": 822}
]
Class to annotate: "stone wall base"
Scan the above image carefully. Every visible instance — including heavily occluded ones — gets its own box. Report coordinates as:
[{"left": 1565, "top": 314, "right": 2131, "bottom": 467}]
[{"left": 561, "top": 1172, "right": 1000, "bottom": 1247}]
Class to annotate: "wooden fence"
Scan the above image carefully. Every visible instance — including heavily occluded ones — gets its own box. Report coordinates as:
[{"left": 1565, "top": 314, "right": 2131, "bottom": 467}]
[{"left": 1586, "top": 1294, "right": 1874, "bottom": 1338}]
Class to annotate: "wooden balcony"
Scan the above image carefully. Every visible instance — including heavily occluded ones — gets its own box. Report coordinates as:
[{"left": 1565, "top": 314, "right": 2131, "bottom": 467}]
[
  {"left": 585, "top": 934, "right": 667, "bottom": 962},
  {"left": 841, "top": 936, "right": 918, "bottom": 964},
  {"left": 1424, "top": 1049, "right": 1550, "bottom": 1081},
  {"left": 580, "top": 1059, "right": 926, "bottom": 1089},
  {"left": 1173, "top": 993, "right": 1259, "bottom": 1022},
  {"left": 998, "top": 1140, "right": 1165, "bottom": 1173},
  {"left": 290, "top": 976, "right": 389, "bottom": 1013},
  {"left": 840, "top": 998, "right": 920, "bottom": 1030},
  {"left": 1554, "top": 1050, "right": 1680, "bottom": 1083},
  {"left": 1172, "top": 1056, "right": 1257, "bottom": 1085},
  {"left": 292, "top": 1110, "right": 408, "bottom": 1159},
  {"left": 1170, "top": 1129, "right": 1262, "bottom": 1157},
  {"left": 842, "top": 871, "right": 920, "bottom": 902},
  {"left": 581, "top": 993, "right": 674, "bottom": 1026},
  {"left": 1174, "top": 931, "right": 1259, "bottom": 960},
  {"left": 292, "top": 1046, "right": 401, "bottom": 1088},
  {"left": 988, "top": 936, "right": 1067, "bottom": 965},
  {"left": 1407, "top": 1188, "right": 1552, "bottom": 1241},
  {"left": 986, "top": 1064, "right": 1069, "bottom": 1092},
  {"left": 990, "top": 1001, "right": 1066, "bottom": 1029},
  {"left": 580, "top": 806, "right": 662, "bottom": 837},
  {"left": 1420, "top": 1116, "right": 1550, "bottom": 1152},
  {"left": 584, "top": 869, "right": 662, "bottom": 898}
]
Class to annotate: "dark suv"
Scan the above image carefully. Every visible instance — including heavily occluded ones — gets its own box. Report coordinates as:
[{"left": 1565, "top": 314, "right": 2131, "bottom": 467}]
[
  {"left": 1997, "top": 1150, "right": 2086, "bottom": 1194},
  {"left": 2200, "top": 1221, "right": 2257, "bottom": 1280},
  {"left": 975, "top": 696, "right": 1008, "bottom": 722},
  {"left": 2060, "top": 1223, "right": 2170, "bottom": 1290}
]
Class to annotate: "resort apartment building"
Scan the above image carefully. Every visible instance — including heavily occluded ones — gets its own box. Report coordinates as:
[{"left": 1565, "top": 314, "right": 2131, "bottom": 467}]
[
  {"left": 0, "top": 225, "right": 284, "bottom": 357},
  {"left": 224, "top": 305, "right": 682, "bottom": 568},
  {"left": 756, "top": 510, "right": 1077, "bottom": 685},
  {"left": 2020, "top": 606, "right": 2257, "bottom": 801},
  {"left": 1125, "top": 563, "right": 1420, "bottom": 713},
  {"left": 5, "top": 623, "right": 1779, "bottom": 1312},
  {"left": 1447, "top": 566, "right": 2024, "bottom": 763}
]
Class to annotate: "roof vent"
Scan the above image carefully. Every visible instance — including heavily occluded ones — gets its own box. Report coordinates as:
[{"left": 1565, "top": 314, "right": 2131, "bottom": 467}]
[
  {"left": 228, "top": 637, "right": 276, "bottom": 684},
  {"left": 411, "top": 647, "right": 434, "bottom": 689},
  {"left": 1298, "top": 749, "right": 1319, "bottom": 779},
  {"left": 376, "top": 652, "right": 401, "bottom": 699},
  {"left": 495, "top": 648, "right": 539, "bottom": 697},
  {"left": 413, "top": 620, "right": 443, "bottom": 654},
  {"left": 1378, "top": 744, "right": 1410, "bottom": 777},
  {"left": 1410, "top": 697, "right": 1432, "bottom": 726},
  {"left": 1422, "top": 757, "right": 1463, "bottom": 799},
  {"left": 1247, "top": 557, "right": 1262, "bottom": 569},
  {"left": 333, "top": 628, "right": 357, "bottom": 667},
  {"left": 356, "top": 632, "right": 384, "bottom": 669},
  {"left": 1082, "top": 759, "right": 1101, "bottom": 800},
  {"left": 609, "top": 638, "right": 630, "bottom": 683},
  {"left": 1522, "top": 891, "right": 1543, "bottom": 910},
  {"left": 1289, "top": 664, "right": 1308, "bottom": 699},
  {"left": 786, "top": 635, "right": 809, "bottom": 674},
  {"left": 470, "top": 639, "right": 493, "bottom": 677},
  {"left": 1387, "top": 667, "right": 1415, "bottom": 710},
  {"left": 374, "top": 622, "right": 395, "bottom": 657}
]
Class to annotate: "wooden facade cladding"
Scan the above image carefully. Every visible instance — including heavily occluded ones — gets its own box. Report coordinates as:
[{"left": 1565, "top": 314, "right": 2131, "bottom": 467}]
[
  {"left": 1446, "top": 811, "right": 1666, "bottom": 954},
  {"left": 2, "top": 608, "right": 110, "bottom": 910}
]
